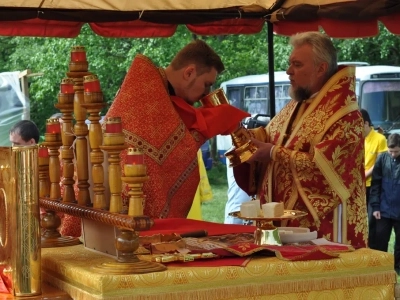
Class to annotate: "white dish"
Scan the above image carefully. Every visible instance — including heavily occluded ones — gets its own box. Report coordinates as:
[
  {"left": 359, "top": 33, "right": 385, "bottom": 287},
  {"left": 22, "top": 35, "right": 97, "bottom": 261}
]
[{"left": 278, "top": 227, "right": 318, "bottom": 244}]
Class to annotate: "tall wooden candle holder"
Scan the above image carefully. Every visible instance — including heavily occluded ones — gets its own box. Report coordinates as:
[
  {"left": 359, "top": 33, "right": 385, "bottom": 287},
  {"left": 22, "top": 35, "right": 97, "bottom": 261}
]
[
  {"left": 81, "top": 75, "right": 106, "bottom": 210},
  {"left": 95, "top": 138, "right": 165, "bottom": 274},
  {"left": 38, "top": 144, "right": 50, "bottom": 199},
  {"left": 99, "top": 121, "right": 127, "bottom": 213},
  {"left": 121, "top": 148, "right": 147, "bottom": 216},
  {"left": 41, "top": 127, "right": 80, "bottom": 248},
  {"left": 55, "top": 78, "right": 76, "bottom": 204},
  {"left": 38, "top": 46, "right": 161, "bottom": 274},
  {"left": 66, "top": 46, "right": 92, "bottom": 207}
]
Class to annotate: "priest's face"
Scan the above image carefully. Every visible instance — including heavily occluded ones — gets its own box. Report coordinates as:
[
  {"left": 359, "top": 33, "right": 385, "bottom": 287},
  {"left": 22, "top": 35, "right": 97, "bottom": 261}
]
[
  {"left": 181, "top": 66, "right": 217, "bottom": 105},
  {"left": 286, "top": 44, "right": 327, "bottom": 102}
]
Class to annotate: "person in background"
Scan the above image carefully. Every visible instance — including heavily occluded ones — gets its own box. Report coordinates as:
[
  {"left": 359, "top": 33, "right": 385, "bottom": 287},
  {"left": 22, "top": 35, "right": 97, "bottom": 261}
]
[
  {"left": 369, "top": 133, "right": 400, "bottom": 274},
  {"left": 224, "top": 157, "right": 251, "bottom": 224},
  {"left": 9, "top": 120, "right": 39, "bottom": 146},
  {"left": 106, "top": 39, "right": 248, "bottom": 219},
  {"left": 187, "top": 149, "right": 213, "bottom": 220},
  {"left": 233, "top": 31, "right": 367, "bottom": 247},
  {"left": 361, "top": 108, "right": 387, "bottom": 249}
]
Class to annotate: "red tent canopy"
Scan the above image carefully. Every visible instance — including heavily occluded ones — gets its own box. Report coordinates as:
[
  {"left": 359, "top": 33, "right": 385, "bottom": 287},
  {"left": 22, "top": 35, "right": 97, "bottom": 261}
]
[{"left": 0, "top": 0, "right": 399, "bottom": 38}]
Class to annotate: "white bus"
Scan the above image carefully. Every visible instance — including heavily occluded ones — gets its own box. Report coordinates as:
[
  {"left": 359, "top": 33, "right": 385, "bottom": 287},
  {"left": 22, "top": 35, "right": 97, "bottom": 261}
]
[{"left": 216, "top": 65, "right": 400, "bottom": 163}]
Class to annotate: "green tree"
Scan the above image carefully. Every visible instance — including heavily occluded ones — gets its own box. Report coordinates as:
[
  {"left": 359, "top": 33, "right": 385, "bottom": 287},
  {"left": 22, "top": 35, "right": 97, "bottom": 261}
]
[
  {"left": 332, "top": 24, "right": 400, "bottom": 65},
  {"left": 3, "top": 23, "right": 400, "bottom": 133},
  {"left": 0, "top": 37, "right": 17, "bottom": 72}
]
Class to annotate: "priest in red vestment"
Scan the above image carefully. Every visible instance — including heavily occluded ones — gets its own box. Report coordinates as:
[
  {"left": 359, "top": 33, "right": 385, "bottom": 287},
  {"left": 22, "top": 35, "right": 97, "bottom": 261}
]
[
  {"left": 106, "top": 39, "right": 248, "bottom": 219},
  {"left": 233, "top": 32, "right": 367, "bottom": 248}
]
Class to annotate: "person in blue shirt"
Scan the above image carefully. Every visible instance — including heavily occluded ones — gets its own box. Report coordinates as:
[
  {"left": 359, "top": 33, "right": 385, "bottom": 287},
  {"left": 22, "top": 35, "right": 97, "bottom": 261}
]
[{"left": 369, "top": 133, "right": 400, "bottom": 274}]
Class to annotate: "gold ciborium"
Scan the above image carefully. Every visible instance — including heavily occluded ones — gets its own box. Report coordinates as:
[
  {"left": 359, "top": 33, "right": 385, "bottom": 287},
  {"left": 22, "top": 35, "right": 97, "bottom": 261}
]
[{"left": 200, "top": 88, "right": 258, "bottom": 167}]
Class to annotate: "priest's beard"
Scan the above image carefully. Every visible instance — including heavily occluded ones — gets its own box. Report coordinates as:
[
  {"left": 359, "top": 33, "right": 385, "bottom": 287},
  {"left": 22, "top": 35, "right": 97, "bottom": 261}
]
[
  {"left": 289, "top": 85, "right": 312, "bottom": 102},
  {"left": 289, "top": 75, "right": 317, "bottom": 102}
]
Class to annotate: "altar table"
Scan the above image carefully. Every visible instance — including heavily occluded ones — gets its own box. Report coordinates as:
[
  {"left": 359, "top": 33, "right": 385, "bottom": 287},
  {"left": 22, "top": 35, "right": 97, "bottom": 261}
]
[{"left": 41, "top": 244, "right": 396, "bottom": 300}]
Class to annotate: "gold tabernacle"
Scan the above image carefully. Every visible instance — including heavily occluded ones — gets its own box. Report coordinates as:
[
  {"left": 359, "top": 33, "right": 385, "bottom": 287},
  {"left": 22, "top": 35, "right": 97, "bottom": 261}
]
[{"left": 0, "top": 146, "right": 42, "bottom": 296}]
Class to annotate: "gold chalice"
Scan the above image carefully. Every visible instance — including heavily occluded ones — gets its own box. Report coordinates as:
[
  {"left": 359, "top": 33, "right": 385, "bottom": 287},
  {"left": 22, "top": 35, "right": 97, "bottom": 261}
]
[{"left": 200, "top": 88, "right": 258, "bottom": 167}]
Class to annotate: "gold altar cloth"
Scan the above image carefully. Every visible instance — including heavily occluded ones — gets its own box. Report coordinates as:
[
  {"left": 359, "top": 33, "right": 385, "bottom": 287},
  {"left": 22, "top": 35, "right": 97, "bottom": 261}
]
[{"left": 41, "top": 245, "right": 396, "bottom": 300}]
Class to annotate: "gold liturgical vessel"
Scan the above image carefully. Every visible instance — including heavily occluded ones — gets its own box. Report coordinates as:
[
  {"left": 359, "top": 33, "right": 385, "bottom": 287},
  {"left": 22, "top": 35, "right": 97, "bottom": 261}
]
[
  {"left": 200, "top": 88, "right": 258, "bottom": 167},
  {"left": 0, "top": 146, "right": 41, "bottom": 297}
]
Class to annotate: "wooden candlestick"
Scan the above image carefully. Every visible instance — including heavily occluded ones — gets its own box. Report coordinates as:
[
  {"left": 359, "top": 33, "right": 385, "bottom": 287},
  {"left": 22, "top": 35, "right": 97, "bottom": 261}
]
[
  {"left": 99, "top": 141, "right": 127, "bottom": 213},
  {"left": 43, "top": 135, "right": 62, "bottom": 200},
  {"left": 38, "top": 146, "right": 50, "bottom": 198},
  {"left": 41, "top": 135, "right": 80, "bottom": 248},
  {"left": 81, "top": 100, "right": 106, "bottom": 210},
  {"left": 54, "top": 102, "right": 76, "bottom": 203},
  {"left": 73, "top": 80, "right": 91, "bottom": 206},
  {"left": 121, "top": 163, "right": 148, "bottom": 216}
]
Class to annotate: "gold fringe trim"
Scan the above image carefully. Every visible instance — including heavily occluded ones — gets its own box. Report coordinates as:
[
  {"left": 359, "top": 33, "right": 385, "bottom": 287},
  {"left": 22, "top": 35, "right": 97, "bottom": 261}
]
[{"left": 43, "top": 270, "right": 396, "bottom": 300}]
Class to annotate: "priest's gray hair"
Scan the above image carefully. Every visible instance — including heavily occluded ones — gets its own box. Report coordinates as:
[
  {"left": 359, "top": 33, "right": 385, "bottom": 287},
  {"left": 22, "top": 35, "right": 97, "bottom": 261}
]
[{"left": 290, "top": 31, "right": 338, "bottom": 80}]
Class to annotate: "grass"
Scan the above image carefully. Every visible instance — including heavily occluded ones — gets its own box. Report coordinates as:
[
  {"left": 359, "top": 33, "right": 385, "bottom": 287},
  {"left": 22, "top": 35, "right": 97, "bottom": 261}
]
[{"left": 202, "top": 161, "right": 228, "bottom": 223}]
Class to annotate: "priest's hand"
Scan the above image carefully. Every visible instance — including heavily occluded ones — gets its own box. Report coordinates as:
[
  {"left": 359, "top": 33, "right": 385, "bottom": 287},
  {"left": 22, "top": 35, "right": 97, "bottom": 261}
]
[{"left": 246, "top": 138, "right": 274, "bottom": 163}]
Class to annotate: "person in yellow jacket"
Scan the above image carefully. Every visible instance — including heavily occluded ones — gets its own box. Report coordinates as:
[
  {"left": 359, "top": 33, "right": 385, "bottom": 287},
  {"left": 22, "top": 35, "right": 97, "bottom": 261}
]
[{"left": 187, "top": 149, "right": 213, "bottom": 220}]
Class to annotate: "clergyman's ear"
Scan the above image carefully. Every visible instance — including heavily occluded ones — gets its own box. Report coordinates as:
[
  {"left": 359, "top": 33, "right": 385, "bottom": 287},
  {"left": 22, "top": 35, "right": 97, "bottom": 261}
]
[
  {"left": 317, "top": 62, "right": 328, "bottom": 78},
  {"left": 183, "top": 64, "right": 196, "bottom": 80}
]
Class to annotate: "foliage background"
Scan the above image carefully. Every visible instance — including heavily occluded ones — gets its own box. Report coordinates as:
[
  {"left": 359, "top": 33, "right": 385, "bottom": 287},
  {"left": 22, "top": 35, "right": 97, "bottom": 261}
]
[{"left": 0, "top": 24, "right": 399, "bottom": 133}]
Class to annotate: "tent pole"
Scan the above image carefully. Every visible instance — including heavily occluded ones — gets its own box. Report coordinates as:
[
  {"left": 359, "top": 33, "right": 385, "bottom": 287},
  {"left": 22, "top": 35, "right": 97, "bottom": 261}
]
[{"left": 267, "top": 21, "right": 276, "bottom": 118}]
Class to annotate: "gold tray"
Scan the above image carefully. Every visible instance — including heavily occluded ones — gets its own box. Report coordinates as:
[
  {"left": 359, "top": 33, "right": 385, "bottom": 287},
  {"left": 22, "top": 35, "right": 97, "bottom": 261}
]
[
  {"left": 229, "top": 210, "right": 308, "bottom": 222},
  {"left": 229, "top": 210, "right": 308, "bottom": 245}
]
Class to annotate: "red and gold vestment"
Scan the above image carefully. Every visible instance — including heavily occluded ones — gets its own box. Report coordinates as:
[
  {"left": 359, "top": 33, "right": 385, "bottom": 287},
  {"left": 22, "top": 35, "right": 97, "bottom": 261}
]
[{"left": 234, "top": 66, "right": 367, "bottom": 247}]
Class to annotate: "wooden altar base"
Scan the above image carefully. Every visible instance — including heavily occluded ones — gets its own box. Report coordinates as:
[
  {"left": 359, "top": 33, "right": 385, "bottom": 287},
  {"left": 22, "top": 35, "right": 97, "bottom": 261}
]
[{"left": 41, "top": 244, "right": 397, "bottom": 300}]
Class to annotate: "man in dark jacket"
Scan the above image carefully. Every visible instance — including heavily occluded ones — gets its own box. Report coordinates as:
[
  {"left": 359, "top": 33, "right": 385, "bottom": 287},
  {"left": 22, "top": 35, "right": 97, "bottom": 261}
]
[{"left": 370, "top": 133, "right": 400, "bottom": 274}]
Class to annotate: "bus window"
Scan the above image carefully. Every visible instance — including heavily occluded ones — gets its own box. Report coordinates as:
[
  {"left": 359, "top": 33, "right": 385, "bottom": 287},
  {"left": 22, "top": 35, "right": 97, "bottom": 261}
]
[
  {"left": 355, "top": 81, "right": 360, "bottom": 98},
  {"left": 245, "top": 87, "right": 257, "bottom": 99},
  {"left": 360, "top": 81, "right": 400, "bottom": 130},
  {"left": 227, "top": 88, "right": 240, "bottom": 108},
  {"left": 258, "top": 87, "right": 268, "bottom": 98},
  {"left": 283, "top": 85, "right": 290, "bottom": 98},
  {"left": 275, "top": 84, "right": 291, "bottom": 113}
]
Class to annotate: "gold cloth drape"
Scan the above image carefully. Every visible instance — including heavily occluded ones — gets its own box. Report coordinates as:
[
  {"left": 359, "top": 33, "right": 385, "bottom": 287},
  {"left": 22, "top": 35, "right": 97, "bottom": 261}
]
[{"left": 41, "top": 245, "right": 396, "bottom": 300}]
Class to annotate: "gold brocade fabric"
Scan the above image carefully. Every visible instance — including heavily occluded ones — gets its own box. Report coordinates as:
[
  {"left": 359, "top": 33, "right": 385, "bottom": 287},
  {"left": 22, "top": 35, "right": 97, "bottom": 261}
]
[
  {"left": 41, "top": 245, "right": 396, "bottom": 300},
  {"left": 105, "top": 54, "right": 204, "bottom": 219},
  {"left": 241, "top": 66, "right": 367, "bottom": 248}
]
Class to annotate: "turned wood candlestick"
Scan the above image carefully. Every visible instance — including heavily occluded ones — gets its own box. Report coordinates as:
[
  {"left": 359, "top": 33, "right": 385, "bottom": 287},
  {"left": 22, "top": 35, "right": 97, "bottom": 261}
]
[
  {"left": 55, "top": 100, "right": 76, "bottom": 203},
  {"left": 99, "top": 140, "right": 127, "bottom": 213},
  {"left": 81, "top": 100, "right": 106, "bottom": 210},
  {"left": 41, "top": 134, "right": 80, "bottom": 248}
]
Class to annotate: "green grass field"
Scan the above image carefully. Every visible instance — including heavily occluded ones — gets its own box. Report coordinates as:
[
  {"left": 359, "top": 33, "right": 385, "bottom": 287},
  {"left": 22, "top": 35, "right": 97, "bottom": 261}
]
[{"left": 202, "top": 162, "right": 228, "bottom": 223}]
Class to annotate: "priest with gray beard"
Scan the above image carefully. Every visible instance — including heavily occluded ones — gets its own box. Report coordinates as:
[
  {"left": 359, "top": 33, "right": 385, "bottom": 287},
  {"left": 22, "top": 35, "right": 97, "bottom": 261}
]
[{"left": 232, "top": 31, "right": 368, "bottom": 248}]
